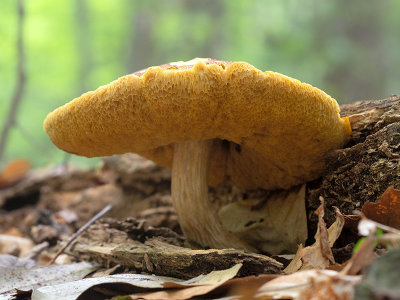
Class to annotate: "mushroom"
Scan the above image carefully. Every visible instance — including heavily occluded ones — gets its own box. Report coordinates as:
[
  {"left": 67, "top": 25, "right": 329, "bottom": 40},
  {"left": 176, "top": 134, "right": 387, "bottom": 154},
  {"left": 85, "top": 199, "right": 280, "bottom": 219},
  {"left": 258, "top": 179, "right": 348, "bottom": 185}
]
[{"left": 44, "top": 58, "right": 351, "bottom": 252}]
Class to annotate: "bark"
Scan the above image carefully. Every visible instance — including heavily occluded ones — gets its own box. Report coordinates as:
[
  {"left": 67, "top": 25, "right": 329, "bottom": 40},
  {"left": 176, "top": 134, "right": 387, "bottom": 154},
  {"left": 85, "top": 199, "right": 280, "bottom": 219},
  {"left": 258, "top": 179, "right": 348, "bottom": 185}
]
[
  {"left": 68, "top": 218, "right": 282, "bottom": 279},
  {"left": 307, "top": 94, "right": 400, "bottom": 233}
]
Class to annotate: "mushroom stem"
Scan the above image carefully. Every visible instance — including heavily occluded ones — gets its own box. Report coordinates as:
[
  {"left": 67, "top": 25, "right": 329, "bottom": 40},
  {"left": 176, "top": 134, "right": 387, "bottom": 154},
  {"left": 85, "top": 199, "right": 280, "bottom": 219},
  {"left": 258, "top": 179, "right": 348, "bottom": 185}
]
[{"left": 172, "top": 139, "right": 255, "bottom": 251}]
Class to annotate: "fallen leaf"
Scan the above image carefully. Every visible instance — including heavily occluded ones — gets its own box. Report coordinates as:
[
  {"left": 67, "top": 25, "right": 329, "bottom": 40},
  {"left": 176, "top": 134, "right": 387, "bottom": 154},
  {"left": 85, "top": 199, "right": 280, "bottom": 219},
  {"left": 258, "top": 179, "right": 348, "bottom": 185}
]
[
  {"left": 343, "top": 214, "right": 361, "bottom": 231},
  {"left": 218, "top": 184, "right": 307, "bottom": 254},
  {"left": 284, "top": 200, "right": 344, "bottom": 273},
  {"left": 317, "top": 203, "right": 335, "bottom": 264},
  {"left": 225, "top": 274, "right": 278, "bottom": 299},
  {"left": 0, "top": 261, "right": 97, "bottom": 294},
  {"left": 128, "top": 268, "right": 276, "bottom": 300},
  {"left": 342, "top": 214, "right": 400, "bottom": 276},
  {"left": 362, "top": 187, "right": 400, "bottom": 229},
  {"left": 163, "top": 263, "right": 242, "bottom": 288},
  {"left": 0, "top": 159, "right": 30, "bottom": 189},
  {"left": 32, "top": 274, "right": 169, "bottom": 300},
  {"left": 0, "top": 254, "right": 36, "bottom": 268},
  {"left": 90, "top": 264, "right": 121, "bottom": 277},
  {"left": 131, "top": 285, "right": 222, "bottom": 300},
  {"left": 341, "top": 236, "right": 376, "bottom": 276},
  {"left": 31, "top": 264, "right": 242, "bottom": 300},
  {"left": 328, "top": 207, "right": 346, "bottom": 247},
  {"left": 298, "top": 271, "right": 360, "bottom": 300},
  {"left": 283, "top": 244, "right": 304, "bottom": 274},
  {"left": 256, "top": 269, "right": 360, "bottom": 299}
]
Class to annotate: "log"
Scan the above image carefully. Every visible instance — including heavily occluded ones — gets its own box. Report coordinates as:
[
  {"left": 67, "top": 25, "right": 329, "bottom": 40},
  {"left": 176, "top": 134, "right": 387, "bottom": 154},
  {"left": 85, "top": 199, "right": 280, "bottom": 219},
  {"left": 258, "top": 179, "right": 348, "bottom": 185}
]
[
  {"left": 307, "top": 94, "right": 400, "bottom": 232},
  {"left": 68, "top": 218, "right": 282, "bottom": 279}
]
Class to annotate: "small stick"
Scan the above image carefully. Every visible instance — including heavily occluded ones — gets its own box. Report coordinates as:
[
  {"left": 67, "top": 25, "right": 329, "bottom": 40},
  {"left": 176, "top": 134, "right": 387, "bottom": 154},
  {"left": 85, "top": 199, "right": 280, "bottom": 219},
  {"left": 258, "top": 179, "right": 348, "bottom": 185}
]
[{"left": 47, "top": 204, "right": 112, "bottom": 266}]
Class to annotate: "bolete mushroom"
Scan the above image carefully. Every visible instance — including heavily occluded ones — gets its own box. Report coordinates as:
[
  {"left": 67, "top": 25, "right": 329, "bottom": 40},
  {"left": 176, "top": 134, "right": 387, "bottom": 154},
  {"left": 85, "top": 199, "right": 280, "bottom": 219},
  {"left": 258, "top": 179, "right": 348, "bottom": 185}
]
[{"left": 44, "top": 58, "right": 351, "bottom": 252}]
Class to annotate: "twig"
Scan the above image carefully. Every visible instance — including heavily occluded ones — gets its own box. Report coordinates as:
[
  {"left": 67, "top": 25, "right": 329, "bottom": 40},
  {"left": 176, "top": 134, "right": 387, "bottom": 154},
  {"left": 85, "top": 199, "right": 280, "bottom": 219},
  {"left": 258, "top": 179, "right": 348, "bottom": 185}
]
[
  {"left": 0, "top": 0, "right": 26, "bottom": 164},
  {"left": 47, "top": 204, "right": 112, "bottom": 266}
]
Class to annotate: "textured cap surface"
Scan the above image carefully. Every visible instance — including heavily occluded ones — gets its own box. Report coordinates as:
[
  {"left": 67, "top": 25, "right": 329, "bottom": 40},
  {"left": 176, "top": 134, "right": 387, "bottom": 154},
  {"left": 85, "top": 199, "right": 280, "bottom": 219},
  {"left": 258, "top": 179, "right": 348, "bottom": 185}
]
[{"left": 44, "top": 58, "right": 351, "bottom": 189}]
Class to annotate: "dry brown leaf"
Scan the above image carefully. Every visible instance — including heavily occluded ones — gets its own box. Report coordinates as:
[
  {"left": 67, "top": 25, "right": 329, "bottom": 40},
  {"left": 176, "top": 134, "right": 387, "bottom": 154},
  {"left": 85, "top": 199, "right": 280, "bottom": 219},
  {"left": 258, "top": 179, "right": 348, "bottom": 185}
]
[
  {"left": 32, "top": 264, "right": 242, "bottom": 300},
  {"left": 133, "top": 285, "right": 222, "bottom": 300},
  {"left": 343, "top": 214, "right": 361, "bottom": 231},
  {"left": 218, "top": 184, "right": 307, "bottom": 254},
  {"left": 342, "top": 215, "right": 400, "bottom": 276},
  {"left": 256, "top": 269, "right": 360, "bottom": 300},
  {"left": 162, "top": 263, "right": 242, "bottom": 288},
  {"left": 362, "top": 187, "right": 400, "bottom": 229},
  {"left": 225, "top": 275, "right": 278, "bottom": 299},
  {"left": 297, "top": 271, "right": 360, "bottom": 300},
  {"left": 0, "top": 159, "right": 30, "bottom": 189},
  {"left": 328, "top": 207, "right": 346, "bottom": 247},
  {"left": 134, "top": 274, "right": 277, "bottom": 300},
  {"left": 316, "top": 202, "right": 335, "bottom": 264},
  {"left": 340, "top": 236, "right": 376, "bottom": 276},
  {"left": 284, "top": 244, "right": 304, "bottom": 274},
  {"left": 284, "top": 200, "right": 344, "bottom": 273},
  {"left": 129, "top": 265, "right": 245, "bottom": 299},
  {"left": 1, "top": 261, "right": 97, "bottom": 295}
]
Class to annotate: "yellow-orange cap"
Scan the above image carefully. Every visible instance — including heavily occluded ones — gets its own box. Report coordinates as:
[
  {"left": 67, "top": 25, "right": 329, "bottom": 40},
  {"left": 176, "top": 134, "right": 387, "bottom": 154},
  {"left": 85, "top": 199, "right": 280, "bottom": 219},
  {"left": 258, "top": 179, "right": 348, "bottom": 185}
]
[{"left": 44, "top": 58, "right": 351, "bottom": 189}]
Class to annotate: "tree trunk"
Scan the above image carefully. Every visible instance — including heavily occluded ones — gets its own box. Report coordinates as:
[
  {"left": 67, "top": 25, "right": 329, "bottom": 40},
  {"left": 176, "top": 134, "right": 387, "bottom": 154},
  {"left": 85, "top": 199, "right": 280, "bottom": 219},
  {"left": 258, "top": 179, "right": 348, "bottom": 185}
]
[
  {"left": 0, "top": 0, "right": 26, "bottom": 164},
  {"left": 307, "top": 94, "right": 400, "bottom": 233}
]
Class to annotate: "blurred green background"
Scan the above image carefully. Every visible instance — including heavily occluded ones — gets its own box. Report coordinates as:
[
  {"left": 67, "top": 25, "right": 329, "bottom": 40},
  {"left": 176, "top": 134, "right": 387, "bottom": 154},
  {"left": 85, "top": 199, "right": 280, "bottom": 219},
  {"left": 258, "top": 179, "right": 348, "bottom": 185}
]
[{"left": 1, "top": 0, "right": 399, "bottom": 168}]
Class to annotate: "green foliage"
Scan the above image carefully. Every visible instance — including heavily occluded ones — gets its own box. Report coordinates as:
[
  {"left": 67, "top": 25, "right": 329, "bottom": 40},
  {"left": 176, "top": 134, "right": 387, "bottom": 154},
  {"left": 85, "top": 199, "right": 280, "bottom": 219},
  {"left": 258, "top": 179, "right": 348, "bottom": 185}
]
[
  {"left": 353, "top": 229, "right": 383, "bottom": 253},
  {"left": 1, "top": 0, "right": 399, "bottom": 167}
]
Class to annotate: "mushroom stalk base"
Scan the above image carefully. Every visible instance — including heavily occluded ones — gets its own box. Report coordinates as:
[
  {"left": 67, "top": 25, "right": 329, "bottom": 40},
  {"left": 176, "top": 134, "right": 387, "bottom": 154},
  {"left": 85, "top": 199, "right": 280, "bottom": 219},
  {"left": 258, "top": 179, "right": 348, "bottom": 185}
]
[{"left": 172, "top": 139, "right": 255, "bottom": 251}]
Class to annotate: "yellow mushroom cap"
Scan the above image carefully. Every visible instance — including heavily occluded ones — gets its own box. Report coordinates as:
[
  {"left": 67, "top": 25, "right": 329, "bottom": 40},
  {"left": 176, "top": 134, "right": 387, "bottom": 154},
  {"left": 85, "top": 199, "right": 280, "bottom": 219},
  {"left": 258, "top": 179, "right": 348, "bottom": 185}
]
[{"left": 44, "top": 58, "right": 351, "bottom": 190}]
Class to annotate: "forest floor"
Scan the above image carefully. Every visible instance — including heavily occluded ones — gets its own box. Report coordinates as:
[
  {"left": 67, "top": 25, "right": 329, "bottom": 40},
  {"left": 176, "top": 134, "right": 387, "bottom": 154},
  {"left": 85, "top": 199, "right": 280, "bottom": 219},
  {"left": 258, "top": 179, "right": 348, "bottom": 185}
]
[{"left": 0, "top": 153, "right": 399, "bottom": 300}]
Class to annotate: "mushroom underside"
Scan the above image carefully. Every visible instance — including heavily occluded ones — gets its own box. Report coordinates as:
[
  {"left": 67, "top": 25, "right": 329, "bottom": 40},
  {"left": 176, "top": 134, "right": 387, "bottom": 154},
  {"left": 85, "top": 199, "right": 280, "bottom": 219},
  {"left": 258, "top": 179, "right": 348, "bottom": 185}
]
[
  {"left": 171, "top": 139, "right": 307, "bottom": 253},
  {"left": 171, "top": 139, "right": 256, "bottom": 251}
]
